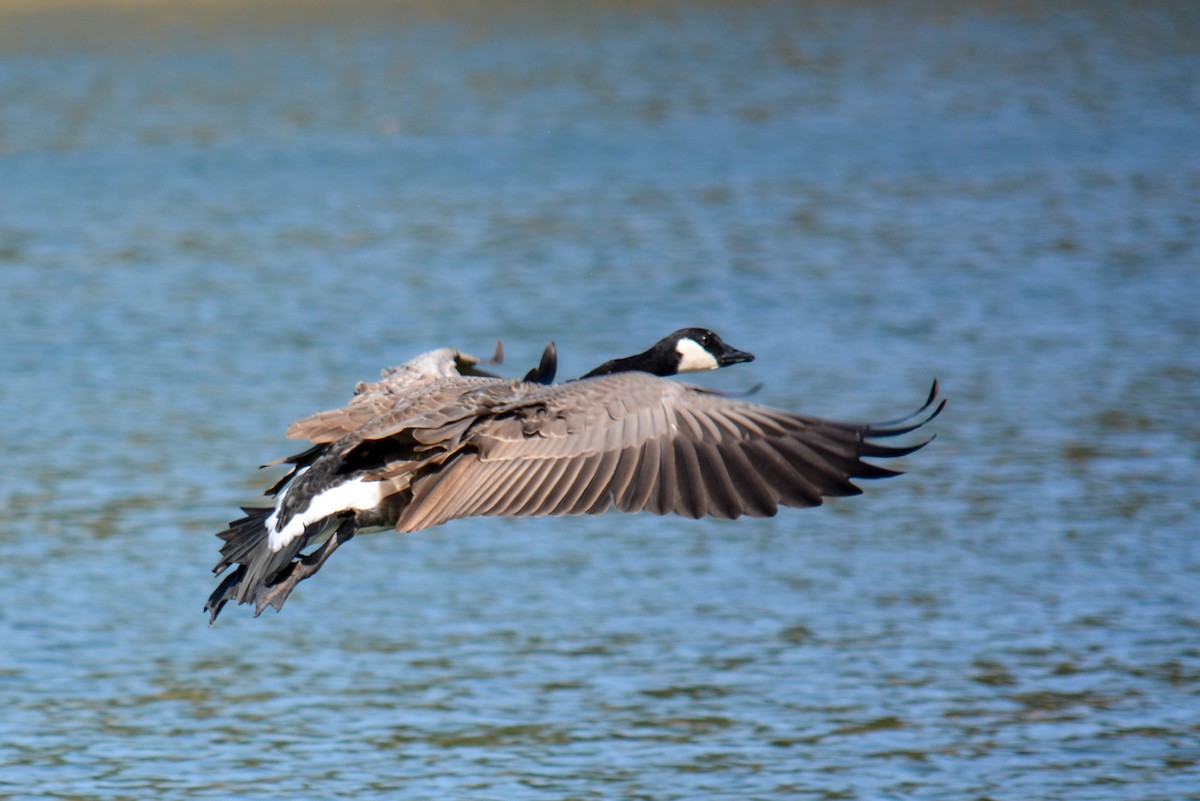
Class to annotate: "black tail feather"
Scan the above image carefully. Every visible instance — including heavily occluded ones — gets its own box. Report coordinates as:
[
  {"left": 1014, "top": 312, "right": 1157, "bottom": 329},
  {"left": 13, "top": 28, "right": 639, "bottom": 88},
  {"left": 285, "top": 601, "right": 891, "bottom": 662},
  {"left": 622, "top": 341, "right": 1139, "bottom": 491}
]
[
  {"left": 205, "top": 564, "right": 246, "bottom": 624},
  {"left": 213, "top": 507, "right": 274, "bottom": 574},
  {"left": 206, "top": 506, "right": 320, "bottom": 624}
]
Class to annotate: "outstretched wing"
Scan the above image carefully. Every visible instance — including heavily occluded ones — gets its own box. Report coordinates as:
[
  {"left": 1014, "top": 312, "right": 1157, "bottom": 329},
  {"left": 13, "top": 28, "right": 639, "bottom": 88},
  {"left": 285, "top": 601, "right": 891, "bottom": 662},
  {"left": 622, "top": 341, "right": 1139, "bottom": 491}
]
[{"left": 395, "top": 376, "right": 943, "bottom": 532}]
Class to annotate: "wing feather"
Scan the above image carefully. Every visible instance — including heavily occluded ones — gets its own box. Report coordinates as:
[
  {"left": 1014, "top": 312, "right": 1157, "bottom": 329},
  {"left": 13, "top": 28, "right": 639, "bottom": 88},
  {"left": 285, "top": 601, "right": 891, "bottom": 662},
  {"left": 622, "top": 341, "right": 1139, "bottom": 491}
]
[
  {"left": 716, "top": 441, "right": 778, "bottom": 517},
  {"left": 672, "top": 438, "right": 706, "bottom": 519},
  {"left": 398, "top": 461, "right": 473, "bottom": 531},
  {"left": 694, "top": 440, "right": 742, "bottom": 519},
  {"left": 392, "top": 373, "right": 939, "bottom": 531},
  {"left": 606, "top": 445, "right": 641, "bottom": 511},
  {"left": 575, "top": 447, "right": 621, "bottom": 515},
  {"left": 618, "top": 439, "right": 661, "bottom": 513},
  {"left": 773, "top": 437, "right": 862, "bottom": 497},
  {"left": 509, "top": 458, "right": 568, "bottom": 517},
  {"left": 743, "top": 439, "right": 826, "bottom": 507},
  {"left": 472, "top": 457, "right": 541, "bottom": 518},
  {"left": 560, "top": 452, "right": 616, "bottom": 515}
]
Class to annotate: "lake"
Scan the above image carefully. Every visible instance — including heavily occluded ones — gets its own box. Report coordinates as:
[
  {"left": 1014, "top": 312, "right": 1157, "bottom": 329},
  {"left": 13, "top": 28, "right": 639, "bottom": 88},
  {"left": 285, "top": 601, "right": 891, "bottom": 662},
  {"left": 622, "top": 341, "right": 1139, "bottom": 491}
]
[{"left": 1, "top": 1, "right": 1198, "bottom": 799}]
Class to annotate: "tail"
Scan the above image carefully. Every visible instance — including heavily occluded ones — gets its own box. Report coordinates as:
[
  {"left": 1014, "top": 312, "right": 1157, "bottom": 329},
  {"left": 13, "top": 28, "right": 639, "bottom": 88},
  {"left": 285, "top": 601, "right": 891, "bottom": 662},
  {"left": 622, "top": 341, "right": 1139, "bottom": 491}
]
[{"left": 205, "top": 507, "right": 306, "bottom": 624}]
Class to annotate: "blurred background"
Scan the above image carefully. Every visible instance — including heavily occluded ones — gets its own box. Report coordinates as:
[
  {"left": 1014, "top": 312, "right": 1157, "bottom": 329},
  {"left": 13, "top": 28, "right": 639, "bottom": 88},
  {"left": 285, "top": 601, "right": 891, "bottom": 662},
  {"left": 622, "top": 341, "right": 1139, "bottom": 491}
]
[{"left": 1, "top": 1, "right": 1198, "bottom": 799}]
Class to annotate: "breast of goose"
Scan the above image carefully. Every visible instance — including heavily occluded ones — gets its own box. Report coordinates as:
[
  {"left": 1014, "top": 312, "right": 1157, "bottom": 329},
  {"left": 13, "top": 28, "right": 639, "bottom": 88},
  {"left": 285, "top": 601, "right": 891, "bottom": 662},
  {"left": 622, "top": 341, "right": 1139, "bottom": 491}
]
[{"left": 205, "top": 328, "right": 944, "bottom": 622}]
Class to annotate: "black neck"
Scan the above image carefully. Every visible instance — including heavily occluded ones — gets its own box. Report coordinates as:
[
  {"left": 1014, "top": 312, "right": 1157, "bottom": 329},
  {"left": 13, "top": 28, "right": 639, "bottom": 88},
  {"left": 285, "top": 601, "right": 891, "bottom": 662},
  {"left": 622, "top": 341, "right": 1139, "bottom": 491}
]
[{"left": 580, "top": 346, "right": 672, "bottom": 379}]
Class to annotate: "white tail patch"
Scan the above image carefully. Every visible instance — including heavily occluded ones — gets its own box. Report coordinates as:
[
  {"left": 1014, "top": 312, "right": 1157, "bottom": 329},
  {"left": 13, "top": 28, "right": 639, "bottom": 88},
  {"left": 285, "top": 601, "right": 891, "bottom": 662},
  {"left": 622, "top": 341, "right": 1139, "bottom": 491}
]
[
  {"left": 267, "top": 478, "right": 385, "bottom": 553},
  {"left": 675, "top": 337, "right": 719, "bottom": 373}
]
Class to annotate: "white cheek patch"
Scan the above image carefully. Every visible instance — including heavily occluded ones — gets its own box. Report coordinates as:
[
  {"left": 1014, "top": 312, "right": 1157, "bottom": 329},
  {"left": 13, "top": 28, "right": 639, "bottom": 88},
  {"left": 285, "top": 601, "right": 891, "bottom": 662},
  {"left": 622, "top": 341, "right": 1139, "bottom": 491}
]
[
  {"left": 675, "top": 338, "right": 719, "bottom": 372},
  {"left": 267, "top": 478, "right": 385, "bottom": 553}
]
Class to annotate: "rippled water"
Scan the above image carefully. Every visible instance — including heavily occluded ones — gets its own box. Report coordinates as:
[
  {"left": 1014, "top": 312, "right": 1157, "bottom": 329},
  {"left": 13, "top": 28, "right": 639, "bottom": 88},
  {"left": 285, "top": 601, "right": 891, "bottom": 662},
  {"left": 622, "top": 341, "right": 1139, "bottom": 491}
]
[{"left": 2, "top": 2, "right": 1198, "bottom": 799}]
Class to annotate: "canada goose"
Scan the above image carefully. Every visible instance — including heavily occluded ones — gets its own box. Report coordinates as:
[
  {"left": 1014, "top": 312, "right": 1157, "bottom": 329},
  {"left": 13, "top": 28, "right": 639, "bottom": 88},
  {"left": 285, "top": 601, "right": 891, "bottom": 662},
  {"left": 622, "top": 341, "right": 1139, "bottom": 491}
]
[{"left": 205, "top": 329, "right": 943, "bottom": 623}]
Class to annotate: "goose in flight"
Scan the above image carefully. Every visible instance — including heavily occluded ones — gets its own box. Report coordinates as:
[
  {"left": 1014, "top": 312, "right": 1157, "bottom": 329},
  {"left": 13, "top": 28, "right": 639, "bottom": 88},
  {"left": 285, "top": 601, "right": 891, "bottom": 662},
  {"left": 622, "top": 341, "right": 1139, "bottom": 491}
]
[{"left": 205, "top": 328, "right": 942, "bottom": 622}]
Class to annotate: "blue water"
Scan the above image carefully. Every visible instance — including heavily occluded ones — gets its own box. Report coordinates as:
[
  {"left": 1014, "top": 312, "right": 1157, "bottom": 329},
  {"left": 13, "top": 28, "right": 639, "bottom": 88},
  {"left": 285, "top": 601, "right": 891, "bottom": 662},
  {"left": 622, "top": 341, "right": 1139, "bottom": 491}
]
[{"left": 2, "top": 2, "right": 1198, "bottom": 799}]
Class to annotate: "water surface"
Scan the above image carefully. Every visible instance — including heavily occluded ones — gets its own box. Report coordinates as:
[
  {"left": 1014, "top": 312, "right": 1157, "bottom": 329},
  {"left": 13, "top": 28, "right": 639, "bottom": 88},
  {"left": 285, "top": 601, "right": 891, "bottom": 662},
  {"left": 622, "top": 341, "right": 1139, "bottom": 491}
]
[{"left": 1, "top": 2, "right": 1198, "bottom": 799}]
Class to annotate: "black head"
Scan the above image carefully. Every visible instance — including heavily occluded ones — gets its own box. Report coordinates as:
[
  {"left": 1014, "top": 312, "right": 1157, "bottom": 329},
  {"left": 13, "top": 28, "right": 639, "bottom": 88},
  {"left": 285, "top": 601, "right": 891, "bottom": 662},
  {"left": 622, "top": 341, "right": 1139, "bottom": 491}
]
[
  {"left": 662, "top": 328, "right": 755, "bottom": 374},
  {"left": 580, "top": 327, "right": 754, "bottom": 379}
]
